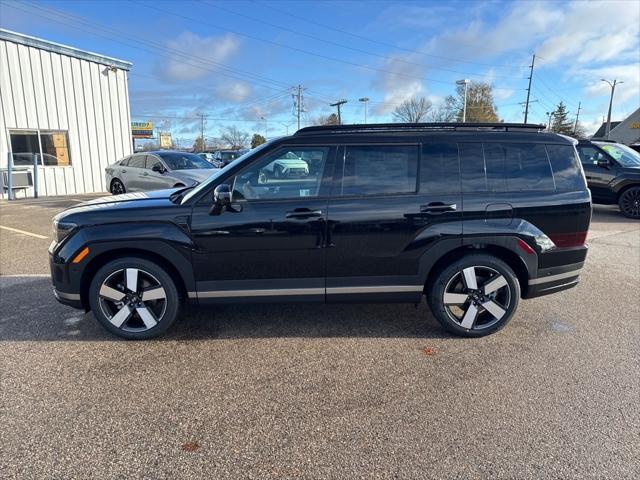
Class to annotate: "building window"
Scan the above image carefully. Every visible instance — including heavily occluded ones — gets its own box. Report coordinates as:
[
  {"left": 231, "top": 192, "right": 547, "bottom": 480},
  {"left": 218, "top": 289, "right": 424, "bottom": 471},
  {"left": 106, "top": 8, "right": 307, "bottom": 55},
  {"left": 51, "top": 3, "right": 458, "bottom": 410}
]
[{"left": 10, "top": 131, "right": 71, "bottom": 167}]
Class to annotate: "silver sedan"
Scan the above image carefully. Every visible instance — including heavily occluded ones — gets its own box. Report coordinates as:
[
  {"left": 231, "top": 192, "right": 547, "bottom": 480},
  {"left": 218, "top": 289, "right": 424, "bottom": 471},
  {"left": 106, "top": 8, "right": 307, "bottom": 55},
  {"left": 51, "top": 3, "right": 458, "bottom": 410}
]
[{"left": 105, "top": 151, "right": 218, "bottom": 194}]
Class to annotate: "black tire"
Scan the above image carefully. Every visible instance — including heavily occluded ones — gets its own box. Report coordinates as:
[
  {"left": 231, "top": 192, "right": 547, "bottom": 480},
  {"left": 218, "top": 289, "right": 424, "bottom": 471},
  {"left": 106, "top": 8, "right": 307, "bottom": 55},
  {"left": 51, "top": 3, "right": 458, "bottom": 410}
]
[
  {"left": 427, "top": 254, "right": 521, "bottom": 337},
  {"left": 89, "top": 257, "right": 181, "bottom": 340},
  {"left": 110, "top": 178, "right": 126, "bottom": 195},
  {"left": 618, "top": 186, "right": 640, "bottom": 219}
]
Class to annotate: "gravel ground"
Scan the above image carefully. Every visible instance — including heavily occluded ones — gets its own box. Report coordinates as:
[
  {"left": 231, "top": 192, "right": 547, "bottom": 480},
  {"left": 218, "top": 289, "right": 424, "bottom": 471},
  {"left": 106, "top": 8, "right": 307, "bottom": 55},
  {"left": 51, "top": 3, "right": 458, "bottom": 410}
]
[{"left": 0, "top": 197, "right": 638, "bottom": 479}]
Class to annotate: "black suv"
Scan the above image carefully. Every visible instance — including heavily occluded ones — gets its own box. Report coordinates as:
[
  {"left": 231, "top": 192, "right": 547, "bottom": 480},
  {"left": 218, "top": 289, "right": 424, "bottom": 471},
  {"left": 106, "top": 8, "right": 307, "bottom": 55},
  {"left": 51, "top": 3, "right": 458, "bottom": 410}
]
[
  {"left": 576, "top": 139, "right": 640, "bottom": 218},
  {"left": 50, "top": 123, "right": 591, "bottom": 339}
]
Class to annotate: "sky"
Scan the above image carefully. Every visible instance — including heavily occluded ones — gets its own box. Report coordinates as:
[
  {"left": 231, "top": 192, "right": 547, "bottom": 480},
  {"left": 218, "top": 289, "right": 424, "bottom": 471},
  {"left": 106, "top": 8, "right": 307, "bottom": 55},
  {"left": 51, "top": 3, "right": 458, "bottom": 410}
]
[{"left": 1, "top": 0, "right": 639, "bottom": 146}]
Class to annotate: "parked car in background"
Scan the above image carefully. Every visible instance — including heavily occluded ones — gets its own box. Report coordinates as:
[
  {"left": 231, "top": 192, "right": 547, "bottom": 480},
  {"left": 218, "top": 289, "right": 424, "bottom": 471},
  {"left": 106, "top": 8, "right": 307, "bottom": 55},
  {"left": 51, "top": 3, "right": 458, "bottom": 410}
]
[
  {"left": 576, "top": 139, "right": 640, "bottom": 218},
  {"left": 212, "top": 149, "right": 249, "bottom": 166},
  {"left": 105, "top": 151, "right": 215, "bottom": 194},
  {"left": 52, "top": 123, "right": 591, "bottom": 339},
  {"left": 260, "top": 151, "right": 310, "bottom": 179},
  {"left": 196, "top": 152, "right": 225, "bottom": 168}
]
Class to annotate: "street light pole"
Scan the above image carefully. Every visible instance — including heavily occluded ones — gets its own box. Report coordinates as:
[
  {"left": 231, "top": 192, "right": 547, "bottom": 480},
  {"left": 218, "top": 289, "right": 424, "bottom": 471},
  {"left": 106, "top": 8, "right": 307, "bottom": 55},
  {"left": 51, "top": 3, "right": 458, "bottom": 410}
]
[
  {"left": 456, "top": 79, "right": 470, "bottom": 123},
  {"left": 359, "top": 97, "right": 369, "bottom": 124},
  {"left": 546, "top": 111, "right": 555, "bottom": 131},
  {"left": 601, "top": 79, "right": 623, "bottom": 139}
]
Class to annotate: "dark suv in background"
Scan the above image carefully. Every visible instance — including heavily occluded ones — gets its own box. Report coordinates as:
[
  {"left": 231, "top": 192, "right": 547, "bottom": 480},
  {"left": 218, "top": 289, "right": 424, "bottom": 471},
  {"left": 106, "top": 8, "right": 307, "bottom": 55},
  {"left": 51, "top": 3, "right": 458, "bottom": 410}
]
[
  {"left": 576, "top": 139, "right": 640, "bottom": 218},
  {"left": 50, "top": 123, "right": 591, "bottom": 339}
]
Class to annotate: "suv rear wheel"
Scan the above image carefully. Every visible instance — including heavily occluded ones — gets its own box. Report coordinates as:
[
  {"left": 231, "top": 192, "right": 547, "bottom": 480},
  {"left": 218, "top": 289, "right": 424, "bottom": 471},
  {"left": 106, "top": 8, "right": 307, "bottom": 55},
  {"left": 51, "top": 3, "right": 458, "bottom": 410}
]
[
  {"left": 427, "top": 254, "right": 520, "bottom": 337},
  {"left": 618, "top": 186, "right": 640, "bottom": 219},
  {"left": 89, "top": 257, "right": 180, "bottom": 339}
]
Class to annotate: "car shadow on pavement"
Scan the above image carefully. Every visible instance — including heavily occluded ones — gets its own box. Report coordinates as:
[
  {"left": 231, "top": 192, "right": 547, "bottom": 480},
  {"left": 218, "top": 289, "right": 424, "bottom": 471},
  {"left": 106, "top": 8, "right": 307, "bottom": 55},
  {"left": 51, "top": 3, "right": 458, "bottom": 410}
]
[
  {"left": 591, "top": 205, "right": 637, "bottom": 224},
  {"left": 0, "top": 276, "right": 448, "bottom": 342}
]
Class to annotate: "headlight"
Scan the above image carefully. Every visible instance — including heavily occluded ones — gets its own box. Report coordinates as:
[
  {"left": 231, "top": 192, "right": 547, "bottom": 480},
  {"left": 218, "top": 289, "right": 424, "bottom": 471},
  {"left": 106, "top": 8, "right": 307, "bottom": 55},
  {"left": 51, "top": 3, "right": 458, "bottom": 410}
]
[{"left": 53, "top": 219, "right": 77, "bottom": 243}]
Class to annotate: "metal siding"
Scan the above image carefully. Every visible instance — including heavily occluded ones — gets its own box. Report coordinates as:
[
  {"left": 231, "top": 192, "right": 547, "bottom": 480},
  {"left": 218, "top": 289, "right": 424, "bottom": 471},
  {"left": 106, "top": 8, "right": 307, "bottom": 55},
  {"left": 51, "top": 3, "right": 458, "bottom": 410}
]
[{"left": 0, "top": 37, "right": 131, "bottom": 197}]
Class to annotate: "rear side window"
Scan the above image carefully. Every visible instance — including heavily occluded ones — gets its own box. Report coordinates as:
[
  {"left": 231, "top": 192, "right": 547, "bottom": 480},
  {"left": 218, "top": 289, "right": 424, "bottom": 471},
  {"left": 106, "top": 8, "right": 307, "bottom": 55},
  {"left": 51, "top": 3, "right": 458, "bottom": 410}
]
[
  {"left": 460, "top": 142, "right": 554, "bottom": 192},
  {"left": 546, "top": 144, "right": 586, "bottom": 191},
  {"left": 128, "top": 155, "right": 146, "bottom": 168},
  {"left": 340, "top": 145, "right": 418, "bottom": 196},
  {"left": 421, "top": 143, "right": 460, "bottom": 193}
]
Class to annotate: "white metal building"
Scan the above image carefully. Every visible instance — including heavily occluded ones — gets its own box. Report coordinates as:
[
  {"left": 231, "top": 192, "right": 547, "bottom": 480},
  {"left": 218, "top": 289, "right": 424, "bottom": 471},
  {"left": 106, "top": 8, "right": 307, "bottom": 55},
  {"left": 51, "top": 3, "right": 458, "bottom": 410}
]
[{"left": 0, "top": 29, "right": 133, "bottom": 198}]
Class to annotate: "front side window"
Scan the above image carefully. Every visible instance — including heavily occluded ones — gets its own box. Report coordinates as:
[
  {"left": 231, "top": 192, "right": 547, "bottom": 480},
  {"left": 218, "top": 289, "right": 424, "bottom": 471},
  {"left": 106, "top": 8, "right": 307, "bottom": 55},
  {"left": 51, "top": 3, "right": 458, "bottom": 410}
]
[
  {"left": 232, "top": 146, "right": 331, "bottom": 200},
  {"left": 340, "top": 145, "right": 418, "bottom": 196},
  {"left": 10, "top": 130, "right": 71, "bottom": 167},
  {"left": 158, "top": 152, "right": 213, "bottom": 170},
  {"left": 577, "top": 146, "right": 604, "bottom": 165},
  {"left": 128, "top": 155, "right": 146, "bottom": 168},
  {"left": 596, "top": 142, "right": 640, "bottom": 167}
]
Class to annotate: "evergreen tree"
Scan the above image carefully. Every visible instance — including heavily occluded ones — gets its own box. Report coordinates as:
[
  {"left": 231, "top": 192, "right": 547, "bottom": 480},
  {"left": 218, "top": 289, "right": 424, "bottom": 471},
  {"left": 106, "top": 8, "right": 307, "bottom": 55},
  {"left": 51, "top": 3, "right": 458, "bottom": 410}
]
[
  {"left": 550, "top": 102, "right": 574, "bottom": 135},
  {"left": 251, "top": 133, "right": 266, "bottom": 148}
]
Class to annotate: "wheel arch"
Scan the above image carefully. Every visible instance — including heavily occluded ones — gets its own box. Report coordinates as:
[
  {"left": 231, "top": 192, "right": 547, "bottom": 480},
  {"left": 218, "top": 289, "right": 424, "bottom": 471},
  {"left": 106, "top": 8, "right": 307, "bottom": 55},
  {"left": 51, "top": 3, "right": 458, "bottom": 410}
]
[
  {"left": 79, "top": 248, "right": 188, "bottom": 310},
  {"left": 615, "top": 182, "right": 640, "bottom": 201},
  {"left": 422, "top": 243, "right": 531, "bottom": 298}
]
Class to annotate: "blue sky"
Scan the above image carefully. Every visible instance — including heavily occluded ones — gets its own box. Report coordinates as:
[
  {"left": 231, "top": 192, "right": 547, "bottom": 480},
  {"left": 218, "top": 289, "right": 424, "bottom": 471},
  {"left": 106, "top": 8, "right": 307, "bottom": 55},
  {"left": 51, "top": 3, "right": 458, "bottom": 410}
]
[{"left": 2, "top": 0, "right": 639, "bottom": 144}]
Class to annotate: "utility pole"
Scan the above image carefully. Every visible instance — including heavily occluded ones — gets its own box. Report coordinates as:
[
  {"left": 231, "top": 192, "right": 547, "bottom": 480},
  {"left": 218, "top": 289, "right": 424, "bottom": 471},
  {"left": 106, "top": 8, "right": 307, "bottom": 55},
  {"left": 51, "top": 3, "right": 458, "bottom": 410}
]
[
  {"left": 524, "top": 53, "right": 535, "bottom": 123},
  {"left": 359, "top": 97, "right": 369, "bottom": 124},
  {"left": 573, "top": 101, "right": 582, "bottom": 135},
  {"left": 330, "top": 99, "right": 348, "bottom": 125},
  {"left": 601, "top": 79, "right": 623, "bottom": 139},
  {"left": 199, "top": 113, "right": 206, "bottom": 152},
  {"left": 293, "top": 85, "right": 305, "bottom": 131}
]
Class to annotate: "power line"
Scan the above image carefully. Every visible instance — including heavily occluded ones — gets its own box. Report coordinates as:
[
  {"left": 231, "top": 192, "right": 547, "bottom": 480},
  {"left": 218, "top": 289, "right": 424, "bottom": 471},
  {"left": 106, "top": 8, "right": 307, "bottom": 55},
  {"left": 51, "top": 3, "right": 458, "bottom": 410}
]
[
  {"left": 204, "top": 0, "right": 526, "bottom": 81},
  {"left": 249, "top": 0, "right": 529, "bottom": 70}
]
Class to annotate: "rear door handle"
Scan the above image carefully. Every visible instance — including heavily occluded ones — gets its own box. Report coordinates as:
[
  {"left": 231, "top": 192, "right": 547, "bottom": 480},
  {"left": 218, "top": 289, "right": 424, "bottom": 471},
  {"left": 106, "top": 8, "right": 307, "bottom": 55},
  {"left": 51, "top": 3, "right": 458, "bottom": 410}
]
[
  {"left": 420, "top": 203, "right": 457, "bottom": 214},
  {"left": 285, "top": 209, "right": 323, "bottom": 219}
]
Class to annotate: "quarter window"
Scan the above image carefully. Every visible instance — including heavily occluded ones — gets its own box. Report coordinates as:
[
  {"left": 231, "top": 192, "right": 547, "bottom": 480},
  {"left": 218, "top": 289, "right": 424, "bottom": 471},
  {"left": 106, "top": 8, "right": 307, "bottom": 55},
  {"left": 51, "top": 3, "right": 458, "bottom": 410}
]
[
  {"left": 232, "top": 147, "right": 331, "bottom": 200},
  {"left": 340, "top": 145, "right": 418, "bottom": 196},
  {"left": 546, "top": 145, "right": 586, "bottom": 191}
]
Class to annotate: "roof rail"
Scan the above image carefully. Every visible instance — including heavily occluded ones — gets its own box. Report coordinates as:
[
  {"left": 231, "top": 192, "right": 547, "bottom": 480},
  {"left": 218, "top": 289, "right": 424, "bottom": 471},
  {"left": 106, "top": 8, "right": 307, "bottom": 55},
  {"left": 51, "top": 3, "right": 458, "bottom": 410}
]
[{"left": 295, "top": 122, "right": 547, "bottom": 136}]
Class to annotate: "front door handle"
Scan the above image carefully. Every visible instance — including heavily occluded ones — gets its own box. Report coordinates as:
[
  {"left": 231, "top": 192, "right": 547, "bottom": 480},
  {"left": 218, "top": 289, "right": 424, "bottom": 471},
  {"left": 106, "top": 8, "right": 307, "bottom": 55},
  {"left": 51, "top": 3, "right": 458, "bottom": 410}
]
[
  {"left": 285, "top": 208, "right": 323, "bottom": 219},
  {"left": 420, "top": 203, "right": 457, "bottom": 214},
  {"left": 121, "top": 169, "right": 127, "bottom": 173}
]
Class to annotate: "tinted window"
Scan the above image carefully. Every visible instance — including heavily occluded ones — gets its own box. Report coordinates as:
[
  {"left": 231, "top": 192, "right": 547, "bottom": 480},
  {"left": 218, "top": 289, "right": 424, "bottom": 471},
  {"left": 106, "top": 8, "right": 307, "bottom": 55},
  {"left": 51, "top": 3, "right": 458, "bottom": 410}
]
[
  {"left": 504, "top": 143, "right": 554, "bottom": 191},
  {"left": 158, "top": 152, "right": 212, "bottom": 170},
  {"left": 546, "top": 145, "right": 586, "bottom": 191},
  {"left": 232, "top": 147, "right": 330, "bottom": 200},
  {"left": 576, "top": 146, "right": 603, "bottom": 165},
  {"left": 145, "top": 156, "right": 162, "bottom": 169},
  {"left": 420, "top": 143, "right": 460, "bottom": 193},
  {"left": 128, "top": 155, "right": 146, "bottom": 168},
  {"left": 460, "top": 143, "right": 488, "bottom": 192},
  {"left": 341, "top": 145, "right": 418, "bottom": 196},
  {"left": 120, "top": 156, "right": 131, "bottom": 166}
]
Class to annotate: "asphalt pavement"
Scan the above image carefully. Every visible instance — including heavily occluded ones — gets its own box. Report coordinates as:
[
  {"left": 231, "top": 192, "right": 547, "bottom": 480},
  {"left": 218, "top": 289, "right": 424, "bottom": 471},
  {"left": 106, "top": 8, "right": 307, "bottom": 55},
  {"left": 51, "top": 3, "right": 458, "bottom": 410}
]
[{"left": 0, "top": 196, "right": 638, "bottom": 479}]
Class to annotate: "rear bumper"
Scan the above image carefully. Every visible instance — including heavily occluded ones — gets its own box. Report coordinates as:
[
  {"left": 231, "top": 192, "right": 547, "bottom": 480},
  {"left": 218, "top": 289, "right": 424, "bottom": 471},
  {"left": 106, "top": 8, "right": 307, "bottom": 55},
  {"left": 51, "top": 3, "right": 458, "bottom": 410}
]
[{"left": 523, "top": 261, "right": 584, "bottom": 299}]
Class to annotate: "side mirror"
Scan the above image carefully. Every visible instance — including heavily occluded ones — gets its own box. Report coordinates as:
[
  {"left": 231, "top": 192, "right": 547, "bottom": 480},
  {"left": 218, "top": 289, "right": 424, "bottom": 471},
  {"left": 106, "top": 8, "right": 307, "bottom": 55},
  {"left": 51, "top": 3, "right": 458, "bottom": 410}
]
[
  {"left": 210, "top": 184, "right": 232, "bottom": 215},
  {"left": 152, "top": 164, "right": 165, "bottom": 173}
]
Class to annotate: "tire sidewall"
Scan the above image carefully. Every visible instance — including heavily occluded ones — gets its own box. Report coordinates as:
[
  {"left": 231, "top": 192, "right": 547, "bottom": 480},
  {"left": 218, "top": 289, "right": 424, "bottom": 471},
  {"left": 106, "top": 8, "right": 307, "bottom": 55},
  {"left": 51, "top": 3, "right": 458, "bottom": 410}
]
[
  {"left": 89, "top": 257, "right": 180, "bottom": 340},
  {"left": 428, "top": 254, "right": 521, "bottom": 337},
  {"left": 110, "top": 179, "right": 125, "bottom": 195}
]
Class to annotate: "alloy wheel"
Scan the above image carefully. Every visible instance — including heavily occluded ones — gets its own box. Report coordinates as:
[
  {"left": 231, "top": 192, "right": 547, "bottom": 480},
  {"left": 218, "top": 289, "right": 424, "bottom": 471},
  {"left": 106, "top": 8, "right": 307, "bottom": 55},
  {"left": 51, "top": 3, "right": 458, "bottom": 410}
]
[
  {"left": 97, "top": 268, "right": 167, "bottom": 332},
  {"left": 620, "top": 188, "right": 640, "bottom": 219},
  {"left": 111, "top": 180, "right": 125, "bottom": 195},
  {"left": 442, "top": 266, "right": 511, "bottom": 331}
]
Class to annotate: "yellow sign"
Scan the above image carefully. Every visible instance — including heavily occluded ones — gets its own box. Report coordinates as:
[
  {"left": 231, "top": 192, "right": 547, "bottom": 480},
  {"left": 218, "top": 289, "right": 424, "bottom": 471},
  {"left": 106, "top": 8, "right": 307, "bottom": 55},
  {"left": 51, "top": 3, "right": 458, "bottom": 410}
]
[
  {"left": 631, "top": 122, "right": 640, "bottom": 129},
  {"left": 159, "top": 132, "right": 172, "bottom": 149},
  {"left": 131, "top": 121, "right": 153, "bottom": 138}
]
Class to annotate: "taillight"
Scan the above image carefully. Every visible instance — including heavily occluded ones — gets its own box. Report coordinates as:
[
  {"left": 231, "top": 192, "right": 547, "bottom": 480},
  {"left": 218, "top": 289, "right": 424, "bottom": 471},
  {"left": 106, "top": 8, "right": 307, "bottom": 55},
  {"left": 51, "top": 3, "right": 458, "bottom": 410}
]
[{"left": 548, "top": 232, "right": 588, "bottom": 248}]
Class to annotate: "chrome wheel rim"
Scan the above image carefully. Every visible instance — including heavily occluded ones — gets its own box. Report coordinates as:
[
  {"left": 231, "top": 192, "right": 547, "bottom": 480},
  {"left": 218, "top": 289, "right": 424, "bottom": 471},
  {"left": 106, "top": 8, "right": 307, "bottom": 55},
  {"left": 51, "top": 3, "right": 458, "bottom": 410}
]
[
  {"left": 443, "top": 266, "right": 511, "bottom": 330},
  {"left": 620, "top": 190, "right": 640, "bottom": 218},
  {"left": 98, "top": 268, "right": 167, "bottom": 332},
  {"left": 111, "top": 180, "right": 125, "bottom": 195}
]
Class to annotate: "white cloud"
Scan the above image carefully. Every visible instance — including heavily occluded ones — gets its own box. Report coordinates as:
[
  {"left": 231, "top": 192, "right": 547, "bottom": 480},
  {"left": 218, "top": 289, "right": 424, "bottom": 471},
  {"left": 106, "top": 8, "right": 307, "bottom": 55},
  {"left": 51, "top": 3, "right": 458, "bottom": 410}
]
[
  {"left": 216, "top": 82, "right": 252, "bottom": 102},
  {"left": 372, "top": 54, "right": 426, "bottom": 114},
  {"left": 159, "top": 32, "right": 240, "bottom": 82},
  {"left": 579, "top": 64, "right": 640, "bottom": 105}
]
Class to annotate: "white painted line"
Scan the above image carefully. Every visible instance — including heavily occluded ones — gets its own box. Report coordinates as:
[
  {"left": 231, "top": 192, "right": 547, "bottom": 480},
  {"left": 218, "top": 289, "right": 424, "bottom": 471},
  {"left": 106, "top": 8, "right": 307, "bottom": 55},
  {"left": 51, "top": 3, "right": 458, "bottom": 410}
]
[
  {"left": 0, "top": 225, "right": 49, "bottom": 239},
  {"left": 0, "top": 274, "right": 50, "bottom": 278}
]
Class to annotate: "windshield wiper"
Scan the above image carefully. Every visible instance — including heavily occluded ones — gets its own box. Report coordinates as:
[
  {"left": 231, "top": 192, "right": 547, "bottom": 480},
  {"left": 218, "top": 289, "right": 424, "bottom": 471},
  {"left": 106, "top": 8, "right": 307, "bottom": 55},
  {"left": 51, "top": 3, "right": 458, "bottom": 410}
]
[{"left": 169, "top": 186, "right": 195, "bottom": 204}]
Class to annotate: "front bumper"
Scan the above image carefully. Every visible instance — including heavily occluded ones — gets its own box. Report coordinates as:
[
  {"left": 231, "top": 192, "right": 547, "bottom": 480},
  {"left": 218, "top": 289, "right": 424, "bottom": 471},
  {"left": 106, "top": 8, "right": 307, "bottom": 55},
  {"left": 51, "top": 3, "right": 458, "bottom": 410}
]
[{"left": 52, "top": 287, "right": 83, "bottom": 309}]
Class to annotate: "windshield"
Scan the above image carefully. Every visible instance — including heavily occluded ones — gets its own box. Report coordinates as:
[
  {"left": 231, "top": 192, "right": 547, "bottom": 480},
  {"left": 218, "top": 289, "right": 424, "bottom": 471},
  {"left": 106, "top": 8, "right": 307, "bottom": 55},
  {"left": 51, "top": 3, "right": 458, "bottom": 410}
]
[
  {"left": 596, "top": 142, "right": 640, "bottom": 167},
  {"left": 158, "top": 152, "right": 213, "bottom": 170},
  {"left": 180, "top": 141, "right": 274, "bottom": 204}
]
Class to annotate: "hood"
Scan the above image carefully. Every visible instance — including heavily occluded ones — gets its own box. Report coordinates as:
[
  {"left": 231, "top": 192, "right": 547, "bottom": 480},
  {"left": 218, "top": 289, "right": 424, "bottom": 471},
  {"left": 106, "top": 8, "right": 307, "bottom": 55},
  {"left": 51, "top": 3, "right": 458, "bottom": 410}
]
[
  {"left": 54, "top": 188, "right": 181, "bottom": 226},
  {"left": 174, "top": 168, "right": 217, "bottom": 184}
]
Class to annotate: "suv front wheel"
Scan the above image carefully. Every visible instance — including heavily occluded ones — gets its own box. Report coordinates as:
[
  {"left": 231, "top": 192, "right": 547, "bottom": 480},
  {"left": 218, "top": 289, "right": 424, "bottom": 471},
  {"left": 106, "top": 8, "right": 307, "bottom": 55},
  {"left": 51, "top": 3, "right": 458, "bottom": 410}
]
[
  {"left": 618, "top": 186, "right": 640, "bottom": 219},
  {"left": 427, "top": 254, "right": 521, "bottom": 337},
  {"left": 89, "top": 257, "right": 181, "bottom": 339}
]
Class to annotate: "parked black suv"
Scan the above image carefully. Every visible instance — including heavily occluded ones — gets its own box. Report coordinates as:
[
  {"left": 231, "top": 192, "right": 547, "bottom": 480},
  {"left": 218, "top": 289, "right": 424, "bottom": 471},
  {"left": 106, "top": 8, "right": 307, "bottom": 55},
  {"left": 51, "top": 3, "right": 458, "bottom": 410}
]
[
  {"left": 50, "top": 123, "right": 591, "bottom": 339},
  {"left": 576, "top": 139, "right": 640, "bottom": 218}
]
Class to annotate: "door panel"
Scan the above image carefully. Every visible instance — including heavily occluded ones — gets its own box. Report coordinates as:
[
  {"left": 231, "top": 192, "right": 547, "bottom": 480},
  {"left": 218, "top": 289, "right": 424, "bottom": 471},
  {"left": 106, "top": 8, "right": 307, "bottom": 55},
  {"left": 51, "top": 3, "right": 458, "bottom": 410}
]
[
  {"left": 189, "top": 145, "right": 337, "bottom": 301},
  {"left": 325, "top": 142, "right": 462, "bottom": 303},
  {"left": 143, "top": 155, "right": 171, "bottom": 191},
  {"left": 577, "top": 146, "right": 617, "bottom": 202}
]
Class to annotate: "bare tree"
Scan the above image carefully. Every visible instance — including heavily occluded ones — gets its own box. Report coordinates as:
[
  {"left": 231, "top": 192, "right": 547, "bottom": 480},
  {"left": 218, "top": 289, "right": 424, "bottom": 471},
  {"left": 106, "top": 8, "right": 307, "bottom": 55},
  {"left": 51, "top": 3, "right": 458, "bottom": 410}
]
[
  {"left": 427, "top": 96, "right": 458, "bottom": 122},
  {"left": 220, "top": 126, "right": 250, "bottom": 149},
  {"left": 313, "top": 113, "right": 340, "bottom": 126},
  {"left": 392, "top": 97, "right": 432, "bottom": 123}
]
